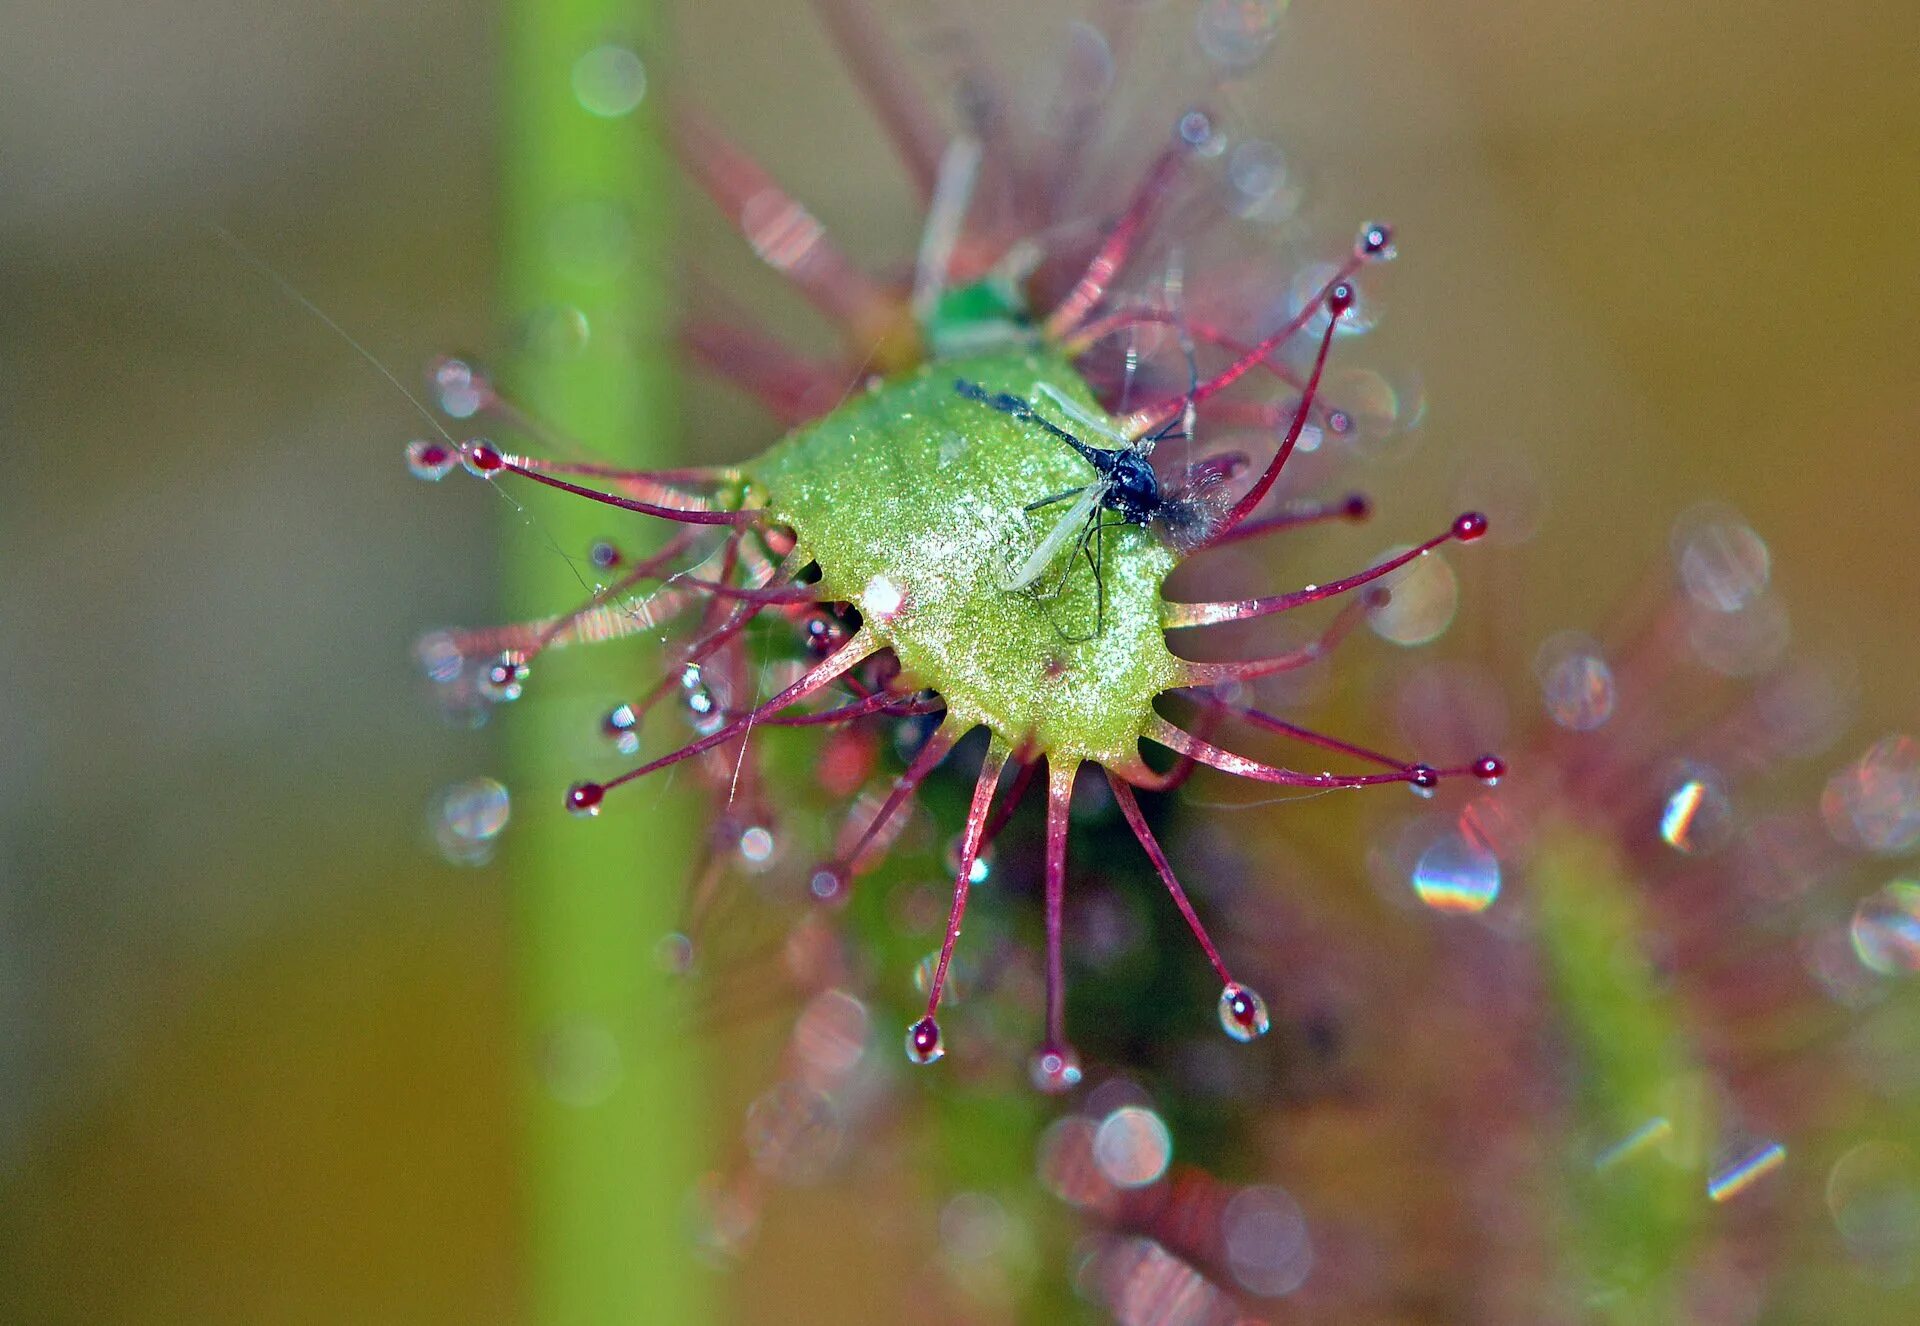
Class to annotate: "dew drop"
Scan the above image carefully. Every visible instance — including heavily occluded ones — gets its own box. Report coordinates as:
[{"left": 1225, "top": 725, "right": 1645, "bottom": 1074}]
[
  {"left": 1473, "top": 755, "right": 1507, "bottom": 786},
  {"left": 1175, "top": 108, "right": 1226, "bottom": 158},
  {"left": 518, "top": 305, "right": 592, "bottom": 360},
  {"left": 1658, "top": 765, "right": 1734, "bottom": 855},
  {"left": 1218, "top": 982, "right": 1271, "bottom": 1042},
  {"left": 1827, "top": 1141, "right": 1920, "bottom": 1277},
  {"left": 737, "top": 824, "right": 776, "bottom": 869},
  {"left": 571, "top": 44, "right": 648, "bottom": 118},
  {"left": 461, "top": 439, "right": 504, "bottom": 476},
  {"left": 1226, "top": 140, "right": 1300, "bottom": 221},
  {"left": 743, "top": 1081, "right": 841, "bottom": 1184},
  {"left": 655, "top": 930, "right": 694, "bottom": 974},
  {"left": 1029, "top": 1043, "right": 1085, "bottom": 1094},
  {"left": 939, "top": 1191, "right": 1010, "bottom": 1269},
  {"left": 1223, "top": 1185, "right": 1314, "bottom": 1297},
  {"left": 1707, "top": 1139, "right": 1787, "bottom": 1202},
  {"left": 416, "top": 631, "right": 465, "bottom": 685},
  {"left": 691, "top": 1174, "right": 758, "bottom": 1262},
  {"left": 1822, "top": 736, "right": 1920, "bottom": 855},
  {"left": 431, "top": 358, "right": 486, "bottom": 418},
  {"left": 807, "top": 862, "right": 850, "bottom": 906},
  {"left": 1037, "top": 1116, "right": 1109, "bottom": 1207},
  {"left": 1368, "top": 545, "right": 1458, "bottom": 647},
  {"left": 1851, "top": 882, "right": 1920, "bottom": 976},
  {"left": 406, "top": 439, "right": 457, "bottom": 481},
  {"left": 801, "top": 611, "right": 848, "bottom": 657},
  {"left": 1411, "top": 832, "right": 1501, "bottom": 913},
  {"left": 943, "top": 833, "right": 992, "bottom": 884},
  {"left": 1535, "top": 633, "right": 1616, "bottom": 732},
  {"left": 791, "top": 991, "right": 869, "bottom": 1087},
  {"left": 602, "top": 702, "right": 641, "bottom": 756},
  {"left": 432, "top": 776, "right": 511, "bottom": 865},
  {"left": 1688, "top": 593, "right": 1791, "bottom": 678},
  {"left": 679, "top": 664, "right": 724, "bottom": 733},
  {"left": 589, "top": 540, "right": 623, "bottom": 570},
  {"left": 1673, "top": 505, "right": 1771, "bottom": 613},
  {"left": 481, "top": 651, "right": 528, "bottom": 702},
  {"left": 1287, "top": 262, "right": 1376, "bottom": 338},
  {"left": 1195, "top": 0, "right": 1288, "bottom": 71},
  {"left": 1355, "top": 220, "right": 1398, "bottom": 263},
  {"left": 1092, "top": 1105, "right": 1173, "bottom": 1187},
  {"left": 1407, "top": 764, "right": 1440, "bottom": 797},
  {"left": 565, "top": 781, "right": 605, "bottom": 817},
  {"left": 905, "top": 1015, "right": 944, "bottom": 1065}
]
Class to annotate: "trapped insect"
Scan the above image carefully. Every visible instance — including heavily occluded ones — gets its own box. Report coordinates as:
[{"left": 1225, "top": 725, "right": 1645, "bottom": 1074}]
[{"left": 955, "top": 377, "right": 1196, "bottom": 639}]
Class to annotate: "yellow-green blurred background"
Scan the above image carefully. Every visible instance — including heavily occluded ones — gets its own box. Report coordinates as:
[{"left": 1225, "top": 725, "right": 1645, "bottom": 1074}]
[{"left": 2, "top": 0, "right": 1916, "bottom": 1320}]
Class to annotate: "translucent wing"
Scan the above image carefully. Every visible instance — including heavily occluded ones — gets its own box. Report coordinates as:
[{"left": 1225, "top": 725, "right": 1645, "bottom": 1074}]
[
  {"left": 1032, "top": 382, "right": 1130, "bottom": 450},
  {"left": 1002, "top": 484, "right": 1101, "bottom": 592}
]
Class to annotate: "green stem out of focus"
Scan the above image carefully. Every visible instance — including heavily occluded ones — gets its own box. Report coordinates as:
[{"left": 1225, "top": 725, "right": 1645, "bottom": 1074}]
[
  {"left": 1533, "top": 826, "right": 1706, "bottom": 1321},
  {"left": 500, "top": 3, "right": 709, "bottom": 1322}
]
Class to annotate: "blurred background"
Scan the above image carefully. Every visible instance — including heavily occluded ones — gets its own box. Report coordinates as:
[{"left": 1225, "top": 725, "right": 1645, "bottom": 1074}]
[{"left": 2, "top": 0, "right": 1917, "bottom": 1321}]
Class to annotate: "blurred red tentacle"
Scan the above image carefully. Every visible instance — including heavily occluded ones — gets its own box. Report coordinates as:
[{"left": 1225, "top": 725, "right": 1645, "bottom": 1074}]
[
  {"left": 807, "top": 0, "right": 948, "bottom": 202},
  {"left": 1042, "top": 143, "right": 1190, "bottom": 341},
  {"left": 672, "top": 108, "right": 917, "bottom": 362}
]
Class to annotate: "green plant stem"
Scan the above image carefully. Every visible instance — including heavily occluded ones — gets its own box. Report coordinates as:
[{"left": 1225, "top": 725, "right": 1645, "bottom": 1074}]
[{"left": 500, "top": 2, "right": 708, "bottom": 1321}]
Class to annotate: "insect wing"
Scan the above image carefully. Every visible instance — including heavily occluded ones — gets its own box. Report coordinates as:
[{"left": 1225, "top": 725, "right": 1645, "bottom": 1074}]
[
  {"left": 1002, "top": 485, "right": 1101, "bottom": 591},
  {"left": 1032, "top": 382, "right": 1131, "bottom": 450}
]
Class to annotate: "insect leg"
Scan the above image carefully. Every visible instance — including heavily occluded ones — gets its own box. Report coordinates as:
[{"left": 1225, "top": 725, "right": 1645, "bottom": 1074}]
[{"left": 1025, "top": 484, "right": 1089, "bottom": 513}]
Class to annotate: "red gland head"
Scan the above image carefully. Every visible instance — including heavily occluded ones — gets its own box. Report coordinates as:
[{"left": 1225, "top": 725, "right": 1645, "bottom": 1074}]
[
  {"left": 905, "top": 1016, "right": 944, "bottom": 1065},
  {"left": 1453, "top": 511, "right": 1489, "bottom": 542}
]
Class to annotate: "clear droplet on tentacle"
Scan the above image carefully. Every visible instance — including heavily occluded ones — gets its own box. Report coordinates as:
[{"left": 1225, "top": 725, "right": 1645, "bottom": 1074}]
[
  {"left": 905, "top": 1015, "right": 944, "bottom": 1065},
  {"left": 1288, "top": 262, "right": 1376, "bottom": 339},
  {"left": 1217, "top": 982, "right": 1271, "bottom": 1042},
  {"left": 1355, "top": 220, "right": 1398, "bottom": 263},
  {"left": 1028, "top": 1044, "right": 1085, "bottom": 1094},
  {"left": 602, "top": 702, "right": 641, "bottom": 756},
  {"left": 405, "top": 439, "right": 458, "bottom": 481},
  {"left": 481, "top": 651, "right": 529, "bottom": 703}
]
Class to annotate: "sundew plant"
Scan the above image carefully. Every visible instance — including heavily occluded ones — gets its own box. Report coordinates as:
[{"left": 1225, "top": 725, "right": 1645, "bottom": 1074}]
[
  {"left": 419, "top": 0, "right": 1496, "bottom": 1075},
  {"left": 400, "top": 0, "right": 1918, "bottom": 1322}
]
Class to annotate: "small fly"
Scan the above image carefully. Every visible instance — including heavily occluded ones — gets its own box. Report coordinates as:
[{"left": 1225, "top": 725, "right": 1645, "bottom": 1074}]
[{"left": 956, "top": 378, "right": 1200, "bottom": 640}]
